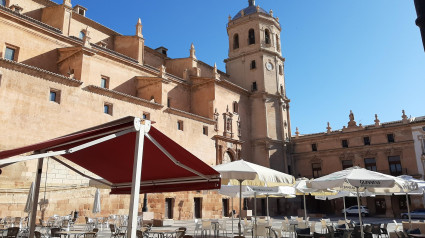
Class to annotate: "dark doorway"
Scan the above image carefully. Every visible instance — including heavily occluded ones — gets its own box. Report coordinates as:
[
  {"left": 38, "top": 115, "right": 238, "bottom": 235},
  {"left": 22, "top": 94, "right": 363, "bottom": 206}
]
[
  {"left": 194, "top": 197, "right": 202, "bottom": 218},
  {"left": 375, "top": 198, "right": 386, "bottom": 215},
  {"left": 165, "top": 198, "right": 173, "bottom": 219},
  {"left": 222, "top": 199, "right": 229, "bottom": 217}
]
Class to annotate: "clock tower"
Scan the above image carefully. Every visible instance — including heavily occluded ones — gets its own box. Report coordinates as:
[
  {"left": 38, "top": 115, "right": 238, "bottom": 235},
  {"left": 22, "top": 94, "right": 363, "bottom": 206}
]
[{"left": 224, "top": 0, "right": 292, "bottom": 173}]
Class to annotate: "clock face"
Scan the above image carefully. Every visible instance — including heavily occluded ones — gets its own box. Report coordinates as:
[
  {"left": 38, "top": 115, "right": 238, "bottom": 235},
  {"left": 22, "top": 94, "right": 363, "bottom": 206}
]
[{"left": 266, "top": 62, "right": 273, "bottom": 71}]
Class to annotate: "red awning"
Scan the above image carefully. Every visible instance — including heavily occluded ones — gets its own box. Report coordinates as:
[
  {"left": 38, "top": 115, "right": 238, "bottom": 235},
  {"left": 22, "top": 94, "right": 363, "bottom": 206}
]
[{"left": 0, "top": 116, "right": 221, "bottom": 194}]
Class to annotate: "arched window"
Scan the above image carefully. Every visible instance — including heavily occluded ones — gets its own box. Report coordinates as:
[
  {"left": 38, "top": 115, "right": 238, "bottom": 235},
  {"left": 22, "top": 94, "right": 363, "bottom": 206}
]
[
  {"left": 0, "top": 0, "right": 5, "bottom": 6},
  {"left": 79, "top": 31, "right": 85, "bottom": 40},
  {"left": 265, "top": 29, "right": 271, "bottom": 44},
  {"left": 248, "top": 29, "right": 255, "bottom": 45},
  {"left": 233, "top": 34, "right": 239, "bottom": 49},
  {"left": 222, "top": 151, "right": 234, "bottom": 164}
]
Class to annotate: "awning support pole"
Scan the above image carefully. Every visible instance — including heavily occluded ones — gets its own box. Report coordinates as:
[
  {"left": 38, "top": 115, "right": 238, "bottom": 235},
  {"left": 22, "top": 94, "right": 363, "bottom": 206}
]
[
  {"left": 29, "top": 157, "right": 44, "bottom": 238},
  {"left": 127, "top": 120, "right": 149, "bottom": 238}
]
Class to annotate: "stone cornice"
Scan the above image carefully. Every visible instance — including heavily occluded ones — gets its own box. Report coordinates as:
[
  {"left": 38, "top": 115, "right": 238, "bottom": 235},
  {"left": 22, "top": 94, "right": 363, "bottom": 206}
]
[
  {"left": 0, "top": 58, "right": 82, "bottom": 87},
  {"left": 164, "top": 107, "right": 215, "bottom": 125},
  {"left": 217, "top": 79, "right": 250, "bottom": 95},
  {"left": 0, "top": 5, "right": 62, "bottom": 33},
  {"left": 227, "top": 12, "right": 281, "bottom": 31},
  {"left": 212, "top": 135, "right": 244, "bottom": 144},
  {"left": 224, "top": 48, "right": 285, "bottom": 63},
  {"left": 292, "top": 139, "right": 414, "bottom": 156},
  {"left": 293, "top": 122, "right": 417, "bottom": 141},
  {"left": 83, "top": 85, "right": 163, "bottom": 109}
]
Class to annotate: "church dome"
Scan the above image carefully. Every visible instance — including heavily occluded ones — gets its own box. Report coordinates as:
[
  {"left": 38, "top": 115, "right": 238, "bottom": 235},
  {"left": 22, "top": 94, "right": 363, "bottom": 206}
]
[{"left": 232, "top": 0, "right": 269, "bottom": 20}]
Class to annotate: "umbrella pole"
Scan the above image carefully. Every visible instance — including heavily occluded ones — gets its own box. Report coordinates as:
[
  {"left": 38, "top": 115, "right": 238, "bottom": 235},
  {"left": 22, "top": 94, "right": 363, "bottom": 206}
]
[
  {"left": 266, "top": 195, "right": 269, "bottom": 221},
  {"left": 254, "top": 192, "right": 257, "bottom": 225},
  {"left": 239, "top": 180, "right": 243, "bottom": 236},
  {"left": 303, "top": 193, "right": 307, "bottom": 223},
  {"left": 343, "top": 196, "right": 347, "bottom": 228},
  {"left": 356, "top": 187, "right": 364, "bottom": 238},
  {"left": 406, "top": 193, "right": 412, "bottom": 229},
  {"left": 255, "top": 192, "right": 257, "bottom": 237},
  {"left": 232, "top": 197, "right": 234, "bottom": 236}
]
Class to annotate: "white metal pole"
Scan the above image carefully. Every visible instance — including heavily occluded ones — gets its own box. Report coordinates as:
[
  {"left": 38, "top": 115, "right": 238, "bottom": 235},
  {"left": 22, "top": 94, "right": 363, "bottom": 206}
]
[
  {"left": 254, "top": 192, "right": 257, "bottom": 237},
  {"left": 406, "top": 193, "right": 412, "bottom": 229},
  {"left": 343, "top": 196, "right": 347, "bottom": 228},
  {"left": 254, "top": 192, "right": 257, "bottom": 225},
  {"left": 266, "top": 195, "right": 270, "bottom": 221},
  {"left": 303, "top": 194, "right": 307, "bottom": 223},
  {"left": 231, "top": 197, "right": 234, "bottom": 236},
  {"left": 239, "top": 180, "right": 243, "bottom": 236},
  {"left": 29, "top": 157, "right": 44, "bottom": 238},
  {"left": 356, "top": 187, "right": 364, "bottom": 238},
  {"left": 127, "top": 123, "right": 147, "bottom": 238}
]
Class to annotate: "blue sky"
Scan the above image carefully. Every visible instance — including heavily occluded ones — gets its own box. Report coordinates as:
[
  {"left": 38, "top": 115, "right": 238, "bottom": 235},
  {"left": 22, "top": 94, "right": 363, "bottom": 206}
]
[{"left": 57, "top": 0, "right": 424, "bottom": 134}]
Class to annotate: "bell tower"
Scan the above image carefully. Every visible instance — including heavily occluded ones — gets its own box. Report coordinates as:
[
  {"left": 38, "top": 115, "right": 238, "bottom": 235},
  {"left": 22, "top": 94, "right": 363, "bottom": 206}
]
[{"left": 224, "top": 0, "right": 292, "bottom": 173}]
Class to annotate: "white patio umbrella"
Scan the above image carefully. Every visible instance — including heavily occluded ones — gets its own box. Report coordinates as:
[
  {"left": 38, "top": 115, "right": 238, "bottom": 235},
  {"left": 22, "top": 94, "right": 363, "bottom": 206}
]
[
  {"left": 24, "top": 182, "right": 35, "bottom": 213},
  {"left": 295, "top": 178, "right": 336, "bottom": 223},
  {"left": 315, "top": 190, "right": 375, "bottom": 224},
  {"left": 92, "top": 188, "right": 101, "bottom": 214},
  {"left": 219, "top": 185, "right": 295, "bottom": 235},
  {"left": 213, "top": 160, "right": 295, "bottom": 236},
  {"left": 310, "top": 166, "right": 415, "bottom": 238},
  {"left": 392, "top": 175, "right": 423, "bottom": 227},
  {"left": 24, "top": 182, "right": 35, "bottom": 230}
]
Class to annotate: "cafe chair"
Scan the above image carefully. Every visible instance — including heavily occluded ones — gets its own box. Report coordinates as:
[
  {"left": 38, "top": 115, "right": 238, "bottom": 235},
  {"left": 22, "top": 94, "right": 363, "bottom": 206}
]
[
  {"left": 255, "top": 223, "right": 268, "bottom": 238},
  {"left": 176, "top": 227, "right": 187, "bottom": 238},
  {"left": 371, "top": 224, "right": 382, "bottom": 238},
  {"left": 34, "top": 231, "right": 42, "bottom": 238},
  {"left": 314, "top": 232, "right": 331, "bottom": 238},
  {"left": 201, "top": 220, "right": 212, "bottom": 238},
  {"left": 6, "top": 227, "right": 20, "bottom": 238},
  {"left": 243, "top": 218, "right": 253, "bottom": 237},
  {"left": 194, "top": 219, "right": 202, "bottom": 237},
  {"left": 395, "top": 231, "right": 407, "bottom": 238},
  {"left": 109, "top": 224, "right": 126, "bottom": 238},
  {"left": 310, "top": 222, "right": 316, "bottom": 233},
  {"left": 218, "top": 220, "right": 229, "bottom": 237},
  {"left": 381, "top": 223, "right": 389, "bottom": 238}
]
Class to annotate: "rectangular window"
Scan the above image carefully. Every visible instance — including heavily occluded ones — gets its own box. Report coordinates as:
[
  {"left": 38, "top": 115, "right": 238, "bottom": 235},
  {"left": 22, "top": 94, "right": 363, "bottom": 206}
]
[
  {"left": 177, "top": 120, "right": 183, "bottom": 131},
  {"left": 363, "top": 136, "right": 371, "bottom": 146},
  {"left": 279, "top": 65, "right": 283, "bottom": 75},
  {"left": 165, "top": 198, "right": 173, "bottom": 219},
  {"left": 342, "top": 139, "right": 348, "bottom": 148},
  {"left": 387, "top": 134, "right": 395, "bottom": 143},
  {"left": 342, "top": 160, "right": 353, "bottom": 170},
  {"left": 100, "top": 76, "right": 109, "bottom": 89},
  {"left": 49, "top": 89, "right": 61, "bottom": 103},
  {"left": 252, "top": 82, "right": 257, "bottom": 91},
  {"left": 250, "top": 60, "right": 256, "bottom": 69},
  {"left": 364, "top": 158, "right": 377, "bottom": 171},
  {"left": 142, "top": 112, "right": 150, "bottom": 120},
  {"left": 104, "top": 103, "right": 113, "bottom": 115},
  {"left": 167, "top": 98, "right": 171, "bottom": 107},
  {"left": 388, "top": 156, "right": 402, "bottom": 176},
  {"left": 4, "top": 46, "right": 17, "bottom": 61},
  {"left": 203, "top": 126, "right": 208, "bottom": 136},
  {"left": 311, "top": 143, "right": 317, "bottom": 152},
  {"left": 233, "top": 101, "right": 239, "bottom": 114},
  {"left": 312, "top": 163, "right": 321, "bottom": 178}
]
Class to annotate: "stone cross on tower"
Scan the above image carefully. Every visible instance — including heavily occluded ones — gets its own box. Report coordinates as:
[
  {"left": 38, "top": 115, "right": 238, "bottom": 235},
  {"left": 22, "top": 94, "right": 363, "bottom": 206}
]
[{"left": 190, "top": 43, "right": 196, "bottom": 59}]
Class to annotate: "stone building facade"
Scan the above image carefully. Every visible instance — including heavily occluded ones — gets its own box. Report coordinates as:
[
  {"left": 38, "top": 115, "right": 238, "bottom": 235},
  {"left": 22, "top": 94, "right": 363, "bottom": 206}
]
[
  {"left": 291, "top": 111, "right": 425, "bottom": 217},
  {"left": 0, "top": 0, "right": 291, "bottom": 221}
]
